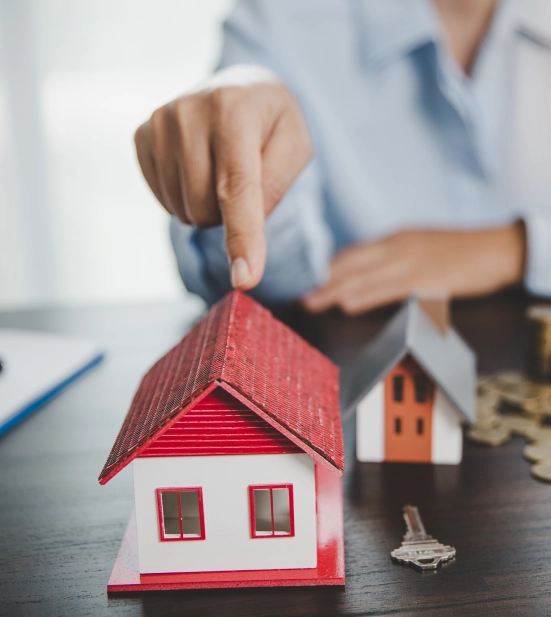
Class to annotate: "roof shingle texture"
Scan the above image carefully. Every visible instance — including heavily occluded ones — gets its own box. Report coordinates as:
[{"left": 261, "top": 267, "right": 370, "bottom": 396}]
[{"left": 99, "top": 291, "right": 342, "bottom": 483}]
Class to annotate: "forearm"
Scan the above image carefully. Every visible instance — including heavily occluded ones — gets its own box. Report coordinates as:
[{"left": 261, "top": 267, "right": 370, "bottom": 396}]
[{"left": 303, "top": 223, "right": 528, "bottom": 315}]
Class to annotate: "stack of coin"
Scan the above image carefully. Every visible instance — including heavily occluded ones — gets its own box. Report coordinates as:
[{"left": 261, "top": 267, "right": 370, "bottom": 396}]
[
  {"left": 526, "top": 305, "right": 551, "bottom": 383},
  {"left": 468, "top": 370, "right": 551, "bottom": 482},
  {"left": 523, "top": 431, "right": 551, "bottom": 483}
]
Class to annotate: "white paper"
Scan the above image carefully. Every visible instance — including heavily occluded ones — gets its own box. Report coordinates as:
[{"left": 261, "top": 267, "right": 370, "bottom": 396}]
[{"left": 0, "top": 328, "right": 103, "bottom": 430}]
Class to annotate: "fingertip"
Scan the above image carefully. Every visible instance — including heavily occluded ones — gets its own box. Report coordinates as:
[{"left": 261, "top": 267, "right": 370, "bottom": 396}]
[
  {"left": 227, "top": 228, "right": 267, "bottom": 290},
  {"left": 230, "top": 248, "right": 266, "bottom": 289},
  {"left": 230, "top": 257, "right": 252, "bottom": 289}
]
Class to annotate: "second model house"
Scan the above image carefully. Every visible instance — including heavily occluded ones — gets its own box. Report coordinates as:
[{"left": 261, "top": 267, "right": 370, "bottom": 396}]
[{"left": 345, "top": 293, "right": 476, "bottom": 465}]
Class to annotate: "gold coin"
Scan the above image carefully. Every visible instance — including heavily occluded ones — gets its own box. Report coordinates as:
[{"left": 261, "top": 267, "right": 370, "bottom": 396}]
[
  {"left": 477, "top": 390, "right": 501, "bottom": 408},
  {"left": 500, "top": 414, "right": 538, "bottom": 436},
  {"left": 531, "top": 460, "right": 551, "bottom": 482},
  {"left": 527, "top": 305, "right": 551, "bottom": 323},
  {"left": 533, "top": 383, "right": 551, "bottom": 400},
  {"left": 503, "top": 382, "right": 540, "bottom": 403},
  {"left": 485, "top": 377, "right": 538, "bottom": 405},
  {"left": 474, "top": 416, "right": 501, "bottom": 431},
  {"left": 477, "top": 402, "right": 499, "bottom": 417},
  {"left": 467, "top": 425, "right": 511, "bottom": 446},
  {"left": 522, "top": 398, "right": 551, "bottom": 416},
  {"left": 526, "top": 307, "right": 551, "bottom": 383},
  {"left": 522, "top": 398, "right": 545, "bottom": 414},
  {"left": 495, "top": 370, "right": 524, "bottom": 385},
  {"left": 477, "top": 374, "right": 493, "bottom": 389},
  {"left": 536, "top": 406, "right": 551, "bottom": 419},
  {"left": 523, "top": 443, "right": 551, "bottom": 462},
  {"left": 524, "top": 425, "right": 551, "bottom": 443},
  {"left": 475, "top": 405, "right": 500, "bottom": 423}
]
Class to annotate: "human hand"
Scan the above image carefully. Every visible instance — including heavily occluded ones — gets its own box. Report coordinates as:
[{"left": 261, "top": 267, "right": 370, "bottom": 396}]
[
  {"left": 134, "top": 64, "right": 312, "bottom": 291},
  {"left": 302, "top": 224, "right": 526, "bottom": 315}
]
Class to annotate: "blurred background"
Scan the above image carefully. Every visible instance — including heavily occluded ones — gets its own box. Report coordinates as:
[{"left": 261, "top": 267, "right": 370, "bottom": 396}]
[{"left": 0, "top": 0, "right": 233, "bottom": 310}]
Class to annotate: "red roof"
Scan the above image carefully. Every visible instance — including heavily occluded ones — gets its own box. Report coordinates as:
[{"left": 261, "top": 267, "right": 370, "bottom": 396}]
[{"left": 99, "top": 291, "right": 342, "bottom": 484}]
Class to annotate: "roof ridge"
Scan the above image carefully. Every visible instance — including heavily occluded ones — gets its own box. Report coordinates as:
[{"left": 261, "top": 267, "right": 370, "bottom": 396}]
[
  {"left": 404, "top": 295, "right": 418, "bottom": 347},
  {"left": 188, "top": 306, "right": 216, "bottom": 393},
  {"left": 219, "top": 291, "right": 240, "bottom": 382}
]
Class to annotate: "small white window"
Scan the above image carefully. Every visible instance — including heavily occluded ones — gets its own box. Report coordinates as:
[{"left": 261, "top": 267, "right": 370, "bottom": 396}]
[
  {"left": 156, "top": 488, "right": 205, "bottom": 541},
  {"left": 249, "top": 485, "right": 294, "bottom": 538}
]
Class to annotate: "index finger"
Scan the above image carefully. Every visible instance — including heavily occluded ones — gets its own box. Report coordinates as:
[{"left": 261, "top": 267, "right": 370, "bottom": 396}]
[{"left": 212, "top": 106, "right": 266, "bottom": 290}]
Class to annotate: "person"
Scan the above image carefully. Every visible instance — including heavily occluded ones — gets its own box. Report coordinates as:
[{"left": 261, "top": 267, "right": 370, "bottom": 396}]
[{"left": 134, "top": 0, "right": 551, "bottom": 314}]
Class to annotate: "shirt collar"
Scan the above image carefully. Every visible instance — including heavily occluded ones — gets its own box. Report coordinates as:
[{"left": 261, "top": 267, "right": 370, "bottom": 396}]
[
  {"left": 359, "top": 0, "right": 442, "bottom": 67},
  {"left": 501, "top": 0, "right": 551, "bottom": 48},
  {"left": 359, "top": 0, "right": 551, "bottom": 68}
]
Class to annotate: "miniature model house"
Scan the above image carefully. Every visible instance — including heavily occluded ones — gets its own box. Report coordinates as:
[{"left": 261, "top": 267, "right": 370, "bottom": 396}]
[
  {"left": 345, "top": 293, "right": 476, "bottom": 465},
  {"left": 99, "top": 291, "right": 344, "bottom": 591}
]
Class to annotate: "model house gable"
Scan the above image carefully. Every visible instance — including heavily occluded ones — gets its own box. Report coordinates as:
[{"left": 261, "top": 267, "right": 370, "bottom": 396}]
[
  {"left": 139, "top": 387, "right": 303, "bottom": 458},
  {"left": 344, "top": 295, "right": 476, "bottom": 424}
]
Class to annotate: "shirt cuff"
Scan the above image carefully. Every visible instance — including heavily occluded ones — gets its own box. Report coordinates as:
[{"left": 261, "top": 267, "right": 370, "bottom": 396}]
[
  {"left": 170, "top": 219, "right": 229, "bottom": 306},
  {"left": 253, "top": 163, "right": 334, "bottom": 303},
  {"left": 524, "top": 209, "right": 551, "bottom": 297}
]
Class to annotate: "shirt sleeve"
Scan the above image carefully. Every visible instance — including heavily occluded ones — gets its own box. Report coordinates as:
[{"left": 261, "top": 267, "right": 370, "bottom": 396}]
[
  {"left": 170, "top": 0, "right": 334, "bottom": 306},
  {"left": 523, "top": 208, "right": 551, "bottom": 296},
  {"left": 171, "top": 161, "right": 334, "bottom": 306}
]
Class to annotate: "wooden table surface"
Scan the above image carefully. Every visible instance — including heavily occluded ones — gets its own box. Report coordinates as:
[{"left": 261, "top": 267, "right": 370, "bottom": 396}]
[{"left": 1, "top": 291, "right": 550, "bottom": 617}]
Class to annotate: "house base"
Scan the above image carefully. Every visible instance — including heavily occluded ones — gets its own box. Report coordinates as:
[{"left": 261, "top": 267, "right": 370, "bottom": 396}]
[{"left": 107, "top": 464, "right": 344, "bottom": 592}]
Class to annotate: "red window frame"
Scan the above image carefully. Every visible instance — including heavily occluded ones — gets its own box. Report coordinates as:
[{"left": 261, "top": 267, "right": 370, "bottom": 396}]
[
  {"left": 248, "top": 484, "right": 295, "bottom": 539},
  {"left": 156, "top": 487, "right": 206, "bottom": 542}
]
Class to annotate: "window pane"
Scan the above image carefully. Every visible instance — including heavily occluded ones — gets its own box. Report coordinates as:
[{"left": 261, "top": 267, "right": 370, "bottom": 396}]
[
  {"left": 395, "top": 417, "right": 402, "bottom": 434},
  {"left": 417, "top": 418, "right": 424, "bottom": 435},
  {"left": 180, "top": 490, "right": 201, "bottom": 537},
  {"left": 253, "top": 489, "right": 272, "bottom": 535},
  {"left": 393, "top": 376, "right": 404, "bottom": 402},
  {"left": 272, "top": 488, "right": 291, "bottom": 534},
  {"left": 414, "top": 375, "right": 427, "bottom": 403},
  {"left": 161, "top": 491, "right": 181, "bottom": 536}
]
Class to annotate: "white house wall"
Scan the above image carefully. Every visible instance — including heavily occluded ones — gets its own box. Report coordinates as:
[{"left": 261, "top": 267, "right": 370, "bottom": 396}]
[
  {"left": 356, "top": 381, "right": 385, "bottom": 462},
  {"left": 431, "top": 388, "right": 463, "bottom": 464},
  {"left": 132, "top": 453, "right": 317, "bottom": 574}
]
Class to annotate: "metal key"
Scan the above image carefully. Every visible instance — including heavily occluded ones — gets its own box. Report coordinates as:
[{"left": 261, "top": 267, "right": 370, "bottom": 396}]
[{"left": 390, "top": 505, "right": 456, "bottom": 571}]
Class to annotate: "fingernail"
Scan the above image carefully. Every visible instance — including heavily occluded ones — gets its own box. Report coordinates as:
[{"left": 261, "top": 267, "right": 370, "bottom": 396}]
[{"left": 230, "top": 257, "right": 251, "bottom": 288}]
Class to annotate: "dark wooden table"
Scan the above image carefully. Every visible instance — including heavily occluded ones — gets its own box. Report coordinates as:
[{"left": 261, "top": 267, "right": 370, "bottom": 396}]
[{"left": 1, "top": 292, "right": 550, "bottom": 617}]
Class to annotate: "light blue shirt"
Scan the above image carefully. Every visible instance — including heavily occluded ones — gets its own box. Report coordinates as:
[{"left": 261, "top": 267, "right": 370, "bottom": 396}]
[{"left": 171, "top": 0, "right": 551, "bottom": 306}]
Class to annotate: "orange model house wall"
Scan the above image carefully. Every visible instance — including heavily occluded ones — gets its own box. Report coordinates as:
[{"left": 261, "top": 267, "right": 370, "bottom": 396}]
[{"left": 384, "top": 356, "right": 434, "bottom": 463}]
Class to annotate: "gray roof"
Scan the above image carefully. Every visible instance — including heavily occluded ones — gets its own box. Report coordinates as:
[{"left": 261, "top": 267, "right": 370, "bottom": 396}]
[{"left": 343, "top": 297, "right": 476, "bottom": 424}]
